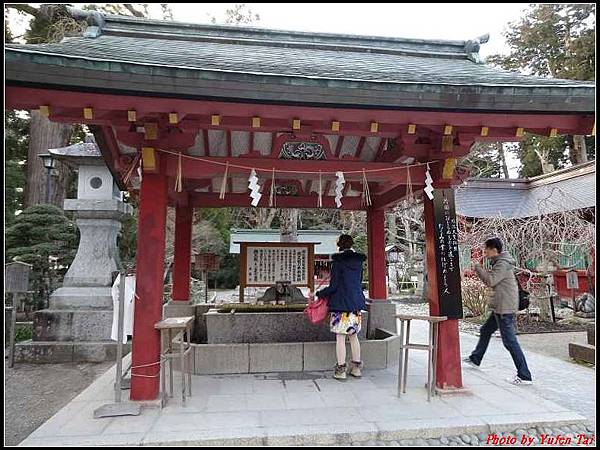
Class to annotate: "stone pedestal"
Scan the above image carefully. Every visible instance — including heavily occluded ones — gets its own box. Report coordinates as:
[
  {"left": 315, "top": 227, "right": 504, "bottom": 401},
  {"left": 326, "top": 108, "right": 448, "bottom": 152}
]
[
  {"left": 23, "top": 200, "right": 132, "bottom": 362},
  {"left": 365, "top": 300, "right": 397, "bottom": 338},
  {"left": 62, "top": 199, "right": 129, "bottom": 287}
]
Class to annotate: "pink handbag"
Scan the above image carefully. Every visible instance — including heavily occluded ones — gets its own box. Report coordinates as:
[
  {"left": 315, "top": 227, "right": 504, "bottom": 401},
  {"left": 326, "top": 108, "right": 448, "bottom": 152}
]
[{"left": 304, "top": 279, "right": 329, "bottom": 324}]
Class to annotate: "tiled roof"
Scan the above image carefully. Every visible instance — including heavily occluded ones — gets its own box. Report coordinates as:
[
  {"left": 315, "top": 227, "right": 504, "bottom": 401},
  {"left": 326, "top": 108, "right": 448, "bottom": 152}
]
[
  {"left": 47, "top": 135, "right": 104, "bottom": 167},
  {"left": 7, "top": 28, "right": 591, "bottom": 88},
  {"left": 5, "top": 10, "right": 594, "bottom": 112},
  {"left": 455, "top": 161, "right": 596, "bottom": 218}
]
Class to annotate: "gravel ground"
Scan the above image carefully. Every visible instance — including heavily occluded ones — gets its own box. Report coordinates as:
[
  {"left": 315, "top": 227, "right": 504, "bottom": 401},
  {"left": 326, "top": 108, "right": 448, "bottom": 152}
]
[
  {"left": 393, "top": 300, "right": 482, "bottom": 335},
  {"left": 4, "top": 359, "right": 114, "bottom": 446},
  {"left": 345, "top": 422, "right": 596, "bottom": 446},
  {"left": 517, "top": 331, "right": 589, "bottom": 362}
]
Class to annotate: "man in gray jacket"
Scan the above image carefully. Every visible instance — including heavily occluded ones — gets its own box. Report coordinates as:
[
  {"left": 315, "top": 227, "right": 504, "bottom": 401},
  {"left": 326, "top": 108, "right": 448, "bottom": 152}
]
[{"left": 463, "top": 237, "right": 533, "bottom": 385}]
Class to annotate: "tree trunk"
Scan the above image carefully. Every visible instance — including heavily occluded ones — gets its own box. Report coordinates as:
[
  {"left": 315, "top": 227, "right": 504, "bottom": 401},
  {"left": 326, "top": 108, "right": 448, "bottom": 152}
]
[
  {"left": 24, "top": 110, "right": 73, "bottom": 208},
  {"left": 348, "top": 211, "right": 358, "bottom": 236},
  {"left": 386, "top": 212, "right": 397, "bottom": 246},
  {"left": 534, "top": 148, "right": 554, "bottom": 174},
  {"left": 280, "top": 209, "right": 299, "bottom": 242},
  {"left": 497, "top": 142, "right": 510, "bottom": 178},
  {"left": 571, "top": 135, "right": 588, "bottom": 165},
  {"left": 256, "top": 208, "right": 277, "bottom": 229}
]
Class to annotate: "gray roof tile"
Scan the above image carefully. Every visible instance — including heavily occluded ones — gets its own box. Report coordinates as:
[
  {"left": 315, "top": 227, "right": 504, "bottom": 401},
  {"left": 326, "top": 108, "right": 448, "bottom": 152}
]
[
  {"left": 455, "top": 162, "right": 596, "bottom": 218},
  {"left": 6, "top": 12, "right": 595, "bottom": 89},
  {"left": 6, "top": 33, "right": 593, "bottom": 88}
]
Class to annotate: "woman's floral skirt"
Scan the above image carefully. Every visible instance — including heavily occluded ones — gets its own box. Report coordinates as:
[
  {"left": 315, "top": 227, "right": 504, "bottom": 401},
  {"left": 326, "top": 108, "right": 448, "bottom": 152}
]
[{"left": 329, "top": 311, "right": 362, "bottom": 335}]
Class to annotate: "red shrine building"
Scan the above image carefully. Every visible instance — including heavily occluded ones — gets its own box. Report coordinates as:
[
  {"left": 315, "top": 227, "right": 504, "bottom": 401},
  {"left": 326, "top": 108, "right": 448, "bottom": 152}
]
[{"left": 5, "top": 8, "right": 595, "bottom": 401}]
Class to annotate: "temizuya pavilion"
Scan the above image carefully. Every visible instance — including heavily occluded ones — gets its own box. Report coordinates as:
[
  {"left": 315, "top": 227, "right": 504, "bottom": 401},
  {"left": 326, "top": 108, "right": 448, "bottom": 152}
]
[{"left": 5, "top": 9, "right": 595, "bottom": 401}]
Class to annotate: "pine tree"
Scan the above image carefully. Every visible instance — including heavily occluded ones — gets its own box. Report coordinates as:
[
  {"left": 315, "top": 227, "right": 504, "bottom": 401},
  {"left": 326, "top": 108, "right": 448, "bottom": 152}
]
[
  {"left": 487, "top": 4, "right": 595, "bottom": 176},
  {"left": 5, "top": 205, "right": 79, "bottom": 308},
  {"left": 5, "top": 111, "right": 29, "bottom": 225}
]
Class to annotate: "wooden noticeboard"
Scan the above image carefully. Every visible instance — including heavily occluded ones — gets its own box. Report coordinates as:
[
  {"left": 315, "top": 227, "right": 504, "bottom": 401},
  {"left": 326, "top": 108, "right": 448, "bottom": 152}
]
[
  {"left": 239, "top": 242, "right": 315, "bottom": 302},
  {"left": 5, "top": 261, "right": 32, "bottom": 293},
  {"left": 566, "top": 270, "right": 579, "bottom": 290},
  {"left": 432, "top": 189, "right": 464, "bottom": 319}
]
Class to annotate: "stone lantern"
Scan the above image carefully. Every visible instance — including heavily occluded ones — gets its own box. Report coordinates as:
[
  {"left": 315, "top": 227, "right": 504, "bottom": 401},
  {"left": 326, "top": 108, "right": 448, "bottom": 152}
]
[{"left": 19, "top": 135, "right": 133, "bottom": 363}]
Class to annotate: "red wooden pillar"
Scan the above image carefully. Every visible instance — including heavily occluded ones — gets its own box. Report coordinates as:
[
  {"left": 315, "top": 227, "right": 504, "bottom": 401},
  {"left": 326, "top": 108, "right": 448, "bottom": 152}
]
[
  {"left": 172, "top": 205, "right": 193, "bottom": 302},
  {"left": 367, "top": 207, "right": 387, "bottom": 299},
  {"left": 424, "top": 184, "right": 463, "bottom": 390},
  {"left": 130, "top": 171, "right": 168, "bottom": 401}
]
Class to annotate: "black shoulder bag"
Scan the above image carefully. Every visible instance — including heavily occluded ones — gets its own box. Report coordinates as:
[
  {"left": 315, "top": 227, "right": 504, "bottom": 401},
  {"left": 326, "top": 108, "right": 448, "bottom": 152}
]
[{"left": 515, "top": 272, "right": 530, "bottom": 311}]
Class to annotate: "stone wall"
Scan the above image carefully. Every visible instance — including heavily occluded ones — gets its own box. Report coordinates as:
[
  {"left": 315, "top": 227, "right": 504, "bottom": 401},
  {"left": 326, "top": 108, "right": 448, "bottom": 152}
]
[
  {"left": 205, "top": 310, "right": 368, "bottom": 344},
  {"left": 193, "top": 329, "right": 398, "bottom": 375}
]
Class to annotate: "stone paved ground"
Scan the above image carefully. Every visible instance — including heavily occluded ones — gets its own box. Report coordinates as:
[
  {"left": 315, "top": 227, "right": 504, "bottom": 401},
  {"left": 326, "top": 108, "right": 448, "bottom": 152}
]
[
  {"left": 4, "top": 359, "right": 113, "bottom": 446},
  {"left": 347, "top": 305, "right": 597, "bottom": 447},
  {"left": 19, "top": 315, "right": 595, "bottom": 447},
  {"left": 7, "top": 298, "right": 595, "bottom": 447}
]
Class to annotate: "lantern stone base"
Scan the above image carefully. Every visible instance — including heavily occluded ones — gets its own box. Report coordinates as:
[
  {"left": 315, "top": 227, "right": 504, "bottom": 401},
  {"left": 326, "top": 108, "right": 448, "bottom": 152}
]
[
  {"left": 33, "top": 309, "right": 113, "bottom": 341},
  {"left": 18, "top": 288, "right": 117, "bottom": 363},
  {"left": 49, "top": 286, "right": 114, "bottom": 309}
]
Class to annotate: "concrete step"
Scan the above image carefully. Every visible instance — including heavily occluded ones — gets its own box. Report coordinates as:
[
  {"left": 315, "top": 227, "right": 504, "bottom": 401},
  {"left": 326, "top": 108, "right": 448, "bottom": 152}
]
[
  {"left": 568, "top": 342, "right": 595, "bottom": 364},
  {"left": 15, "top": 340, "right": 131, "bottom": 363}
]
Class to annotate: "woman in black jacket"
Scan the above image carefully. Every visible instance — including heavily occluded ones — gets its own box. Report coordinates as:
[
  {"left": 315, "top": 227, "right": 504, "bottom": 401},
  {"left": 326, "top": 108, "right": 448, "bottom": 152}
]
[{"left": 316, "top": 234, "right": 367, "bottom": 380}]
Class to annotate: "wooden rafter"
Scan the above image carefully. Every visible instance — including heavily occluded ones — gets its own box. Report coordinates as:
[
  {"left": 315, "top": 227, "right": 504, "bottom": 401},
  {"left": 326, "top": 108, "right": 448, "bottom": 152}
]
[
  {"left": 355, "top": 137, "right": 367, "bottom": 159},
  {"left": 374, "top": 137, "right": 388, "bottom": 161},
  {"left": 202, "top": 129, "right": 210, "bottom": 157},
  {"left": 334, "top": 135, "right": 345, "bottom": 157},
  {"left": 271, "top": 132, "right": 277, "bottom": 156},
  {"left": 226, "top": 129, "right": 232, "bottom": 157}
]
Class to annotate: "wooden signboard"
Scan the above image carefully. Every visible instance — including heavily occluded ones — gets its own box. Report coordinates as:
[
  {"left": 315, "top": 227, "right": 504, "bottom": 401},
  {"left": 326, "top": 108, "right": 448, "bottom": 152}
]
[
  {"left": 5, "top": 261, "right": 32, "bottom": 293},
  {"left": 195, "top": 253, "right": 220, "bottom": 272},
  {"left": 432, "top": 189, "right": 464, "bottom": 319},
  {"left": 239, "top": 242, "right": 315, "bottom": 302},
  {"left": 5, "top": 261, "right": 32, "bottom": 368},
  {"left": 566, "top": 270, "right": 579, "bottom": 290}
]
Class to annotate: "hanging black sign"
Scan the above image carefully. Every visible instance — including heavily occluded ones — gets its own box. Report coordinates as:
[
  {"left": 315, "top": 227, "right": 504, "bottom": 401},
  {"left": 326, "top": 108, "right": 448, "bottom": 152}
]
[{"left": 432, "top": 189, "right": 463, "bottom": 319}]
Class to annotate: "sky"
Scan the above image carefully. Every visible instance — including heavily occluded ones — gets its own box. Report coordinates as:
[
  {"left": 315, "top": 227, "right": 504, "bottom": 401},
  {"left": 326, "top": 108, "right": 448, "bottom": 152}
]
[
  {"left": 7, "top": 3, "right": 533, "bottom": 176},
  {"left": 162, "top": 2, "right": 529, "bottom": 58}
]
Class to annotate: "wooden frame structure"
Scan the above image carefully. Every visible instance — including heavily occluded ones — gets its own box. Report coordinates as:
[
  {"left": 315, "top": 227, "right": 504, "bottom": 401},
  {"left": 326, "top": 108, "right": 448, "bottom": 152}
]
[{"left": 239, "top": 242, "right": 315, "bottom": 302}]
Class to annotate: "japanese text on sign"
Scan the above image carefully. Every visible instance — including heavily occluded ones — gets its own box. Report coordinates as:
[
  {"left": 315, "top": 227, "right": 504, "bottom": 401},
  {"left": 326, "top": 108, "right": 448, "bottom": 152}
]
[
  {"left": 432, "top": 189, "right": 463, "bottom": 319},
  {"left": 246, "top": 246, "right": 308, "bottom": 285}
]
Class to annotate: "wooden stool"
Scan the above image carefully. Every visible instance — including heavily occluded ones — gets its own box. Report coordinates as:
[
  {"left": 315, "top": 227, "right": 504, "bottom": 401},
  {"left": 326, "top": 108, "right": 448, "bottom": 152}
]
[
  {"left": 154, "top": 316, "right": 194, "bottom": 406},
  {"left": 395, "top": 314, "right": 447, "bottom": 401}
]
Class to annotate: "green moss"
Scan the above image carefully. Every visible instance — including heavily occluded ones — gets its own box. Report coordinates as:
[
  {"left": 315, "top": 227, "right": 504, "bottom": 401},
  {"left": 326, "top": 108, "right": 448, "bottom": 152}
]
[
  {"left": 217, "top": 303, "right": 307, "bottom": 313},
  {"left": 15, "top": 324, "right": 33, "bottom": 342}
]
